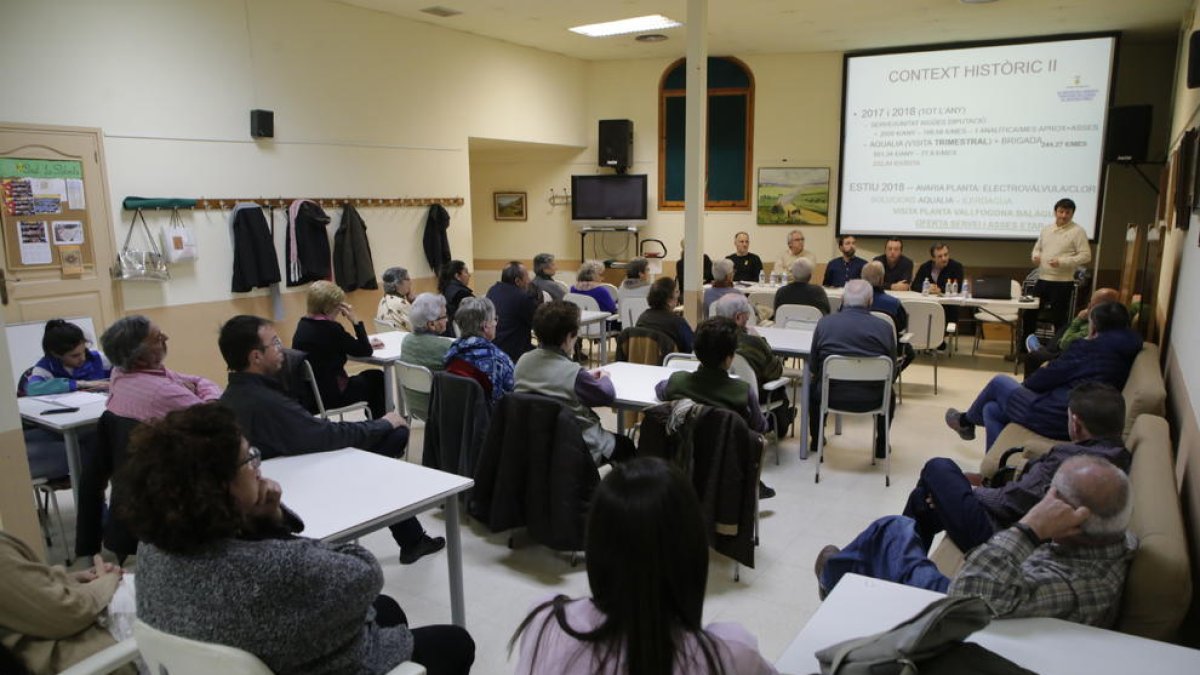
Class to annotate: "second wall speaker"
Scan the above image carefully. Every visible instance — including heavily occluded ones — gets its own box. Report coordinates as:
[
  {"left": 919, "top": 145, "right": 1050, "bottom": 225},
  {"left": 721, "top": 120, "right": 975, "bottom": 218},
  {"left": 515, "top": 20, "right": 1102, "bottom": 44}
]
[
  {"left": 1105, "top": 105, "right": 1152, "bottom": 163},
  {"left": 1189, "top": 31, "right": 1200, "bottom": 88},
  {"left": 598, "top": 119, "right": 633, "bottom": 170},
  {"left": 250, "top": 109, "right": 274, "bottom": 139}
]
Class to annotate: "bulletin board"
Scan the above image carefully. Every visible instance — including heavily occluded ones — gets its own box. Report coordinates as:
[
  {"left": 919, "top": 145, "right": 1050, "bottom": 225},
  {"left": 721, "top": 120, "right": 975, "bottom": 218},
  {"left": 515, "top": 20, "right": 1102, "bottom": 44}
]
[{"left": 0, "top": 157, "right": 95, "bottom": 272}]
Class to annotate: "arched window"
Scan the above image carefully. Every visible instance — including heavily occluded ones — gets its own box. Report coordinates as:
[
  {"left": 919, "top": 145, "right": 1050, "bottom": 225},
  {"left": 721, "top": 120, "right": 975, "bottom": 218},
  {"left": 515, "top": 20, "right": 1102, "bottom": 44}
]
[{"left": 658, "top": 56, "right": 754, "bottom": 210}]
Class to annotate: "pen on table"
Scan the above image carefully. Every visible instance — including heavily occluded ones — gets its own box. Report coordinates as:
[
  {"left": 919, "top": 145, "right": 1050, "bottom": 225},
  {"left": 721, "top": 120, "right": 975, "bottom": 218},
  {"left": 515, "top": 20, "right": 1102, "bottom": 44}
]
[{"left": 41, "top": 407, "right": 80, "bottom": 415}]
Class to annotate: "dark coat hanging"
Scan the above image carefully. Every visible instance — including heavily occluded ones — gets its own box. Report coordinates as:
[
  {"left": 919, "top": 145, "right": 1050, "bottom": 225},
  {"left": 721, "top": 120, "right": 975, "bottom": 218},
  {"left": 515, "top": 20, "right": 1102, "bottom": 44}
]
[
  {"left": 422, "top": 203, "right": 451, "bottom": 273},
  {"left": 286, "top": 200, "right": 333, "bottom": 287},
  {"left": 333, "top": 204, "right": 378, "bottom": 291},
  {"left": 230, "top": 204, "right": 282, "bottom": 292}
]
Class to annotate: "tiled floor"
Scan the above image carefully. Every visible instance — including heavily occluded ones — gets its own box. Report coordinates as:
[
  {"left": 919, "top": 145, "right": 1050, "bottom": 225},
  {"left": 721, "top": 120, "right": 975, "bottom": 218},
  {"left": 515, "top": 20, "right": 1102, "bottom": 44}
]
[{"left": 42, "top": 340, "right": 1017, "bottom": 674}]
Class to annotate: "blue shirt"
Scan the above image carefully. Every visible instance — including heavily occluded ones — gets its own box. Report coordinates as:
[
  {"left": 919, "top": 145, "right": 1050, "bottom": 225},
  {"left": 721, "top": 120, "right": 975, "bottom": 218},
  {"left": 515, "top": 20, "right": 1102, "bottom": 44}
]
[
  {"left": 822, "top": 256, "right": 867, "bottom": 288},
  {"left": 24, "top": 349, "right": 111, "bottom": 396}
]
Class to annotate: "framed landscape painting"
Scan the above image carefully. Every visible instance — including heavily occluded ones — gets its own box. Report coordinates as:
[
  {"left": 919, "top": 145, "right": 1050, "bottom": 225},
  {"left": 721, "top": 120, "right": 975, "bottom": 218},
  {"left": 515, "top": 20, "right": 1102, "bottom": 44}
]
[
  {"left": 493, "top": 192, "right": 527, "bottom": 221},
  {"left": 756, "top": 168, "right": 830, "bottom": 225}
]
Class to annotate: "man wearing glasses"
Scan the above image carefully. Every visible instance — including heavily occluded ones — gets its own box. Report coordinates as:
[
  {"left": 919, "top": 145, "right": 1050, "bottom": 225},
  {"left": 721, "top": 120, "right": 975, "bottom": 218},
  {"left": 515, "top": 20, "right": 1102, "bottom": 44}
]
[{"left": 217, "top": 315, "right": 445, "bottom": 565}]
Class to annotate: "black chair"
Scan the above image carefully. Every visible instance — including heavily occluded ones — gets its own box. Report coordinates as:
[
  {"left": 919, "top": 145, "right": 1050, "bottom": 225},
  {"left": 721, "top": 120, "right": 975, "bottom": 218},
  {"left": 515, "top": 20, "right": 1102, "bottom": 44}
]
[
  {"left": 423, "top": 371, "right": 491, "bottom": 478},
  {"left": 75, "top": 411, "right": 140, "bottom": 562}
]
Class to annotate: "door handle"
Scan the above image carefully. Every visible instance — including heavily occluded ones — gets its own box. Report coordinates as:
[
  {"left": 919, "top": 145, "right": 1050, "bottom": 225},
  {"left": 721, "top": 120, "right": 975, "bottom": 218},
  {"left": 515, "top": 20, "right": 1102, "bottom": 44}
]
[{"left": 0, "top": 269, "right": 7, "bottom": 305}]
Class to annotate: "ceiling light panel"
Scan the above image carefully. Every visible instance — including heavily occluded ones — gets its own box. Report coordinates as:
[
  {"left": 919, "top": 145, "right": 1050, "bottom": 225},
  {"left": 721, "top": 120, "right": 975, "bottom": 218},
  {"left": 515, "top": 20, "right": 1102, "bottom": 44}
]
[{"left": 569, "top": 14, "right": 682, "bottom": 38}]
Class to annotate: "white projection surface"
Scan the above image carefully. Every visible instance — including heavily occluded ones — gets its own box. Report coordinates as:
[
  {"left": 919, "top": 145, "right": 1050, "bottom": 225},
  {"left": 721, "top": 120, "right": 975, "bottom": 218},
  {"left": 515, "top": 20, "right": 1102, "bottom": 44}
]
[{"left": 839, "top": 36, "right": 1115, "bottom": 240}]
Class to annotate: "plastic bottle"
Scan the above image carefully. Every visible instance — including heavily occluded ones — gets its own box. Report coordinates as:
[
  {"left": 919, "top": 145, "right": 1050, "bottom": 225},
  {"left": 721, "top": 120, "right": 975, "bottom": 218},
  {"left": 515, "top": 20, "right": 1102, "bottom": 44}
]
[
  {"left": 962, "top": 279, "right": 971, "bottom": 299},
  {"left": 922, "top": 279, "right": 931, "bottom": 295},
  {"left": 759, "top": 270, "right": 766, "bottom": 285},
  {"left": 949, "top": 279, "right": 958, "bottom": 296}
]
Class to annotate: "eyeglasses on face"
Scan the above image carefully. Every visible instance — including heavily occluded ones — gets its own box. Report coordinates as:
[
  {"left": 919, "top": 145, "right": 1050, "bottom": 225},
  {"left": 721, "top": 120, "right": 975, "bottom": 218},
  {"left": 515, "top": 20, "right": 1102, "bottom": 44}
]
[
  {"left": 258, "top": 336, "right": 284, "bottom": 352},
  {"left": 239, "top": 446, "right": 262, "bottom": 470}
]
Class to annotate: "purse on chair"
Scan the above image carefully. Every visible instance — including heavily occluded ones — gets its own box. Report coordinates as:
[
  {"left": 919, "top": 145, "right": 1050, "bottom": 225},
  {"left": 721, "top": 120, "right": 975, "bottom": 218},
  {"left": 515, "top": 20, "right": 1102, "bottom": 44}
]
[{"left": 111, "top": 207, "right": 170, "bottom": 281}]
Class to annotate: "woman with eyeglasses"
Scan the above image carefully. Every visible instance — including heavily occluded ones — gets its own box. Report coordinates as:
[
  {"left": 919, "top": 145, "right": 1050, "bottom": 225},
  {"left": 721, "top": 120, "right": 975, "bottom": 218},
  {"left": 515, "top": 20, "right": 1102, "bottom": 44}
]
[
  {"left": 444, "top": 297, "right": 515, "bottom": 404},
  {"left": 398, "top": 293, "right": 454, "bottom": 418},
  {"left": 100, "top": 315, "right": 221, "bottom": 422},
  {"left": 121, "top": 404, "right": 475, "bottom": 675},
  {"left": 376, "top": 266, "right": 415, "bottom": 332}
]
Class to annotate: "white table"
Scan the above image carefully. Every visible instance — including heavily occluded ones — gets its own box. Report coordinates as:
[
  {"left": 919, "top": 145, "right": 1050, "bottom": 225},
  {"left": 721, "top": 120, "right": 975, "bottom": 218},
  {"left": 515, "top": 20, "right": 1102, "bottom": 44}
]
[
  {"left": 18, "top": 391, "right": 108, "bottom": 503},
  {"left": 261, "top": 448, "right": 474, "bottom": 627},
  {"left": 349, "top": 331, "right": 406, "bottom": 413},
  {"left": 775, "top": 573, "right": 1200, "bottom": 675},
  {"left": 579, "top": 310, "right": 615, "bottom": 363},
  {"left": 756, "top": 326, "right": 815, "bottom": 460}
]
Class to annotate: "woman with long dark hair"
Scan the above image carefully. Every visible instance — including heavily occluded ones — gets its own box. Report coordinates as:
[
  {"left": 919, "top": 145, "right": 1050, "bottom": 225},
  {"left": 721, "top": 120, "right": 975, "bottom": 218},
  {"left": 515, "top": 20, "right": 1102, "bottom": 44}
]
[
  {"left": 438, "top": 260, "right": 474, "bottom": 333},
  {"left": 511, "top": 457, "right": 777, "bottom": 675}
]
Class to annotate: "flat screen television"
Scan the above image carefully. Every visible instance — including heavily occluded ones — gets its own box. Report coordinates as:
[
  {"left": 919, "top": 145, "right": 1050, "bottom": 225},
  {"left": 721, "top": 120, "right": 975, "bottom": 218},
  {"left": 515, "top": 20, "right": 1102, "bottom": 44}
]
[{"left": 571, "top": 174, "right": 647, "bottom": 227}]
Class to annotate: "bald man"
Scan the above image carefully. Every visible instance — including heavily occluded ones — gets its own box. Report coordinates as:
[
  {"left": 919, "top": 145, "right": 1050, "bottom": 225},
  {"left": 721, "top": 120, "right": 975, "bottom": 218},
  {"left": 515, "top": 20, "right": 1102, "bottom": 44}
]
[
  {"left": 817, "top": 454, "right": 1136, "bottom": 627},
  {"left": 1025, "top": 287, "right": 1120, "bottom": 377}
]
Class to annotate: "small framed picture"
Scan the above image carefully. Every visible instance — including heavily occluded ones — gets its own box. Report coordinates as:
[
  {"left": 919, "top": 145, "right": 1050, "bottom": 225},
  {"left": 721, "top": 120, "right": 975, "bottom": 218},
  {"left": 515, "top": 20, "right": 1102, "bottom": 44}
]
[{"left": 493, "top": 192, "right": 527, "bottom": 221}]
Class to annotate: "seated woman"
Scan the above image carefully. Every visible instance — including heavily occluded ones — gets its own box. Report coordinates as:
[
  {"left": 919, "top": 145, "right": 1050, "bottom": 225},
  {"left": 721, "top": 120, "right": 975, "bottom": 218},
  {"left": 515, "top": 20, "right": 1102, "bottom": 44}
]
[
  {"left": 399, "top": 293, "right": 454, "bottom": 418},
  {"left": 635, "top": 278, "right": 695, "bottom": 353},
  {"left": 120, "top": 404, "right": 475, "bottom": 675},
  {"left": 375, "top": 266, "right": 414, "bottom": 331},
  {"left": 101, "top": 315, "right": 222, "bottom": 422},
  {"left": 23, "top": 319, "right": 111, "bottom": 396},
  {"left": 0, "top": 533, "right": 133, "bottom": 675},
  {"left": 702, "top": 258, "right": 741, "bottom": 316},
  {"left": 569, "top": 260, "right": 617, "bottom": 315},
  {"left": 616, "top": 257, "right": 651, "bottom": 308},
  {"left": 293, "top": 280, "right": 387, "bottom": 420},
  {"left": 438, "top": 260, "right": 474, "bottom": 335},
  {"left": 512, "top": 457, "right": 777, "bottom": 674},
  {"left": 444, "top": 297, "right": 515, "bottom": 404}
]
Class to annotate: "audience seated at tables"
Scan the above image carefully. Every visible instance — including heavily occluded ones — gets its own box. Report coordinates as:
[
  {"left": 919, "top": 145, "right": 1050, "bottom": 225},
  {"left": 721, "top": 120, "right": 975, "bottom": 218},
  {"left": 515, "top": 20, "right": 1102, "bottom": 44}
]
[
  {"left": 862, "top": 260, "right": 913, "bottom": 371},
  {"left": 871, "top": 237, "right": 914, "bottom": 291},
  {"left": 485, "top": 260, "right": 540, "bottom": 362},
  {"left": 444, "top": 297, "right": 515, "bottom": 404},
  {"left": 0, "top": 532, "right": 134, "bottom": 675},
  {"left": 911, "top": 242, "right": 964, "bottom": 296},
  {"left": 400, "top": 293, "right": 454, "bottom": 418},
  {"left": 822, "top": 235, "right": 867, "bottom": 288},
  {"left": 773, "top": 258, "right": 831, "bottom": 316},
  {"left": 945, "top": 301, "right": 1141, "bottom": 449},
  {"left": 816, "top": 456, "right": 1136, "bottom": 628},
  {"left": 101, "top": 315, "right": 221, "bottom": 422},
  {"left": 675, "top": 239, "right": 713, "bottom": 293},
  {"left": 120, "top": 404, "right": 475, "bottom": 675},
  {"left": 1024, "top": 287, "right": 1119, "bottom": 376},
  {"left": 531, "top": 253, "right": 565, "bottom": 302},
  {"left": 635, "top": 278, "right": 695, "bottom": 353},
  {"left": 293, "top": 280, "right": 387, "bottom": 420},
  {"left": 570, "top": 260, "right": 618, "bottom": 315},
  {"left": 808, "top": 280, "right": 896, "bottom": 460},
  {"left": 726, "top": 231, "right": 763, "bottom": 283},
  {"left": 617, "top": 257, "right": 652, "bottom": 306},
  {"left": 376, "top": 266, "right": 415, "bottom": 331},
  {"left": 702, "top": 258, "right": 741, "bottom": 316},
  {"left": 513, "top": 457, "right": 778, "bottom": 675},
  {"left": 514, "top": 301, "right": 635, "bottom": 466},
  {"left": 712, "top": 294, "right": 794, "bottom": 433},
  {"left": 22, "top": 319, "right": 110, "bottom": 395},
  {"left": 218, "top": 315, "right": 443, "bottom": 565},
  {"left": 438, "top": 260, "right": 475, "bottom": 333},
  {"left": 907, "top": 383, "right": 1129, "bottom": 555},
  {"left": 773, "top": 229, "right": 817, "bottom": 283}
]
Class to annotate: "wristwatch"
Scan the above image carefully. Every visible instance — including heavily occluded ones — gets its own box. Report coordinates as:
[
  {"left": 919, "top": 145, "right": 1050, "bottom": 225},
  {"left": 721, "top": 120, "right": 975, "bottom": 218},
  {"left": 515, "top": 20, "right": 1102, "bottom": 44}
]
[{"left": 1013, "top": 522, "right": 1044, "bottom": 546}]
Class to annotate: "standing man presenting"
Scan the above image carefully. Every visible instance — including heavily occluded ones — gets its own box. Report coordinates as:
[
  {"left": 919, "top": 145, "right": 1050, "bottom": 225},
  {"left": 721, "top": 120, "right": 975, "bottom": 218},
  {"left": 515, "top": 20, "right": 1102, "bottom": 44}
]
[
  {"left": 872, "top": 237, "right": 914, "bottom": 290},
  {"left": 1031, "top": 198, "right": 1092, "bottom": 336},
  {"left": 727, "top": 231, "right": 764, "bottom": 282}
]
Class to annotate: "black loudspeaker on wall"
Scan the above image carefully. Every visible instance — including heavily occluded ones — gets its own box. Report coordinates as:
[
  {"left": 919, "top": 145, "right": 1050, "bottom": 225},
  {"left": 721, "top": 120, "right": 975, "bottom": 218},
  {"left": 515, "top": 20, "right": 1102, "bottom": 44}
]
[
  {"left": 1188, "top": 30, "right": 1200, "bottom": 88},
  {"left": 250, "top": 109, "right": 274, "bottom": 139},
  {"left": 1105, "top": 105, "right": 1152, "bottom": 163},
  {"left": 598, "top": 119, "right": 633, "bottom": 170}
]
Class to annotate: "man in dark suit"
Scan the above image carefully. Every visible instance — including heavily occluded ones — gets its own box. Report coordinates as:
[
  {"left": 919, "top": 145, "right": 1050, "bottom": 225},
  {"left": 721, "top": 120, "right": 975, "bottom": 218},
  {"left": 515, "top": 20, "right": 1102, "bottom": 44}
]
[
  {"left": 485, "top": 260, "right": 541, "bottom": 362},
  {"left": 912, "top": 242, "right": 965, "bottom": 296}
]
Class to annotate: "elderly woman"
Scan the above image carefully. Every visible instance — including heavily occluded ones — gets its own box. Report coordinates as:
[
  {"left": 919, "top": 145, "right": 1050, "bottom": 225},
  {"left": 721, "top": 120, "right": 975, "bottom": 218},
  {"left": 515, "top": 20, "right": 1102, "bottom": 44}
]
[
  {"left": 635, "top": 278, "right": 695, "bottom": 353},
  {"left": 702, "top": 258, "right": 741, "bottom": 316},
  {"left": 375, "top": 266, "right": 414, "bottom": 331},
  {"left": 437, "top": 260, "right": 474, "bottom": 335},
  {"left": 444, "top": 297, "right": 514, "bottom": 403},
  {"left": 616, "top": 257, "right": 651, "bottom": 307},
  {"left": 569, "top": 260, "right": 617, "bottom": 314},
  {"left": 121, "top": 404, "right": 475, "bottom": 675},
  {"left": 293, "top": 280, "right": 387, "bottom": 420},
  {"left": 399, "top": 293, "right": 454, "bottom": 418},
  {"left": 100, "top": 315, "right": 221, "bottom": 422}
]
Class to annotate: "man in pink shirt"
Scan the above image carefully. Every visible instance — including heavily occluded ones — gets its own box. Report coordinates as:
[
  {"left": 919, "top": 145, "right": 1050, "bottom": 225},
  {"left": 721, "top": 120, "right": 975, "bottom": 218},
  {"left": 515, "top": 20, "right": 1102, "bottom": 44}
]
[{"left": 100, "top": 316, "right": 221, "bottom": 422}]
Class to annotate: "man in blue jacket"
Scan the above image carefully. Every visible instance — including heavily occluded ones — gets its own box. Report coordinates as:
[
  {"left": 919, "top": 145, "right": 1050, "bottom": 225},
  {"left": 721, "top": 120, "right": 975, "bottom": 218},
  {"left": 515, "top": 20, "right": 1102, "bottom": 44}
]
[
  {"left": 945, "top": 301, "right": 1140, "bottom": 449},
  {"left": 485, "top": 260, "right": 540, "bottom": 362}
]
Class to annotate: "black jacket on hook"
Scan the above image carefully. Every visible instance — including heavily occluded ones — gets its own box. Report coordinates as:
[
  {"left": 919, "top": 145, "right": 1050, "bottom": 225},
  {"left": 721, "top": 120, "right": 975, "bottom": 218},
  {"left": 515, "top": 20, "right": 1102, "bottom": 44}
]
[
  {"left": 230, "top": 203, "right": 281, "bottom": 292},
  {"left": 286, "top": 200, "right": 333, "bottom": 287},
  {"left": 333, "top": 204, "right": 378, "bottom": 291},
  {"left": 422, "top": 203, "right": 451, "bottom": 274}
]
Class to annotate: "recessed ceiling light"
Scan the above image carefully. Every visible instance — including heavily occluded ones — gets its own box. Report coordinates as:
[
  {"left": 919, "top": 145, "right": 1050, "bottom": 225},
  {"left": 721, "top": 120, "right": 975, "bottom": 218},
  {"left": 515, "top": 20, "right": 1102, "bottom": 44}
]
[
  {"left": 569, "top": 15, "right": 682, "bottom": 38},
  {"left": 420, "top": 6, "right": 461, "bottom": 18},
  {"left": 960, "top": 0, "right": 997, "bottom": 4},
  {"left": 635, "top": 34, "right": 669, "bottom": 43}
]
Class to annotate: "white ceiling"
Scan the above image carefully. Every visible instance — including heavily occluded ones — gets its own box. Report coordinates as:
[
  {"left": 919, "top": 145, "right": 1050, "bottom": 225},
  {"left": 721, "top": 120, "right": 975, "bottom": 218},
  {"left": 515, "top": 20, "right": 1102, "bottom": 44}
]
[{"left": 337, "top": 0, "right": 1193, "bottom": 61}]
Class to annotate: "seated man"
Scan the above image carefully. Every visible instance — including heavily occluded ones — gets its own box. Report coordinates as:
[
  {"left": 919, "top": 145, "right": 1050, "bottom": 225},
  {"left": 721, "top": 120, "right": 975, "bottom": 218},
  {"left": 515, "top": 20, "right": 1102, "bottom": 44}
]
[
  {"left": 822, "top": 235, "right": 867, "bottom": 288},
  {"left": 726, "top": 231, "right": 764, "bottom": 282},
  {"left": 871, "top": 237, "right": 913, "bottom": 291},
  {"left": 1025, "top": 287, "right": 1119, "bottom": 376},
  {"left": 712, "top": 293, "right": 793, "bottom": 433},
  {"left": 101, "top": 315, "right": 222, "bottom": 422},
  {"left": 773, "top": 229, "right": 817, "bottom": 282},
  {"left": 809, "top": 280, "right": 896, "bottom": 459},
  {"left": 906, "top": 382, "right": 1129, "bottom": 554},
  {"left": 703, "top": 258, "right": 741, "bottom": 315},
  {"left": 773, "top": 258, "right": 831, "bottom": 315},
  {"left": 946, "top": 301, "right": 1141, "bottom": 449},
  {"left": 912, "top": 242, "right": 964, "bottom": 325},
  {"left": 816, "top": 456, "right": 1136, "bottom": 628},
  {"left": 635, "top": 277, "right": 695, "bottom": 353},
  {"left": 861, "top": 260, "right": 912, "bottom": 371},
  {"left": 484, "top": 260, "right": 539, "bottom": 363},
  {"left": 218, "top": 315, "right": 444, "bottom": 565},
  {"left": 514, "top": 301, "right": 634, "bottom": 466}
]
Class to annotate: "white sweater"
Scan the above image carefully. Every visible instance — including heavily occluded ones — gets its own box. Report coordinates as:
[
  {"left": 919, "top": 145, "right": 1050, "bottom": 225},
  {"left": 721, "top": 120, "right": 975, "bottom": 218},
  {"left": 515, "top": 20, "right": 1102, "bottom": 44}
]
[{"left": 1032, "top": 221, "right": 1091, "bottom": 281}]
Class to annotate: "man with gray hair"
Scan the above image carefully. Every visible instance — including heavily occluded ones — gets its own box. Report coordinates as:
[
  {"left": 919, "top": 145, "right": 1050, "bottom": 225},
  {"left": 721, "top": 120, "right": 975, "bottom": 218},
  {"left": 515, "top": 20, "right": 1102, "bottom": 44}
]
[
  {"left": 703, "top": 258, "right": 741, "bottom": 315},
  {"left": 772, "top": 257, "right": 830, "bottom": 315},
  {"left": 486, "top": 260, "right": 539, "bottom": 362},
  {"left": 808, "top": 279, "right": 895, "bottom": 458},
  {"left": 531, "top": 253, "right": 565, "bottom": 302},
  {"left": 817, "top": 455, "right": 1136, "bottom": 627},
  {"left": 714, "top": 294, "right": 793, "bottom": 433},
  {"left": 773, "top": 229, "right": 816, "bottom": 281}
]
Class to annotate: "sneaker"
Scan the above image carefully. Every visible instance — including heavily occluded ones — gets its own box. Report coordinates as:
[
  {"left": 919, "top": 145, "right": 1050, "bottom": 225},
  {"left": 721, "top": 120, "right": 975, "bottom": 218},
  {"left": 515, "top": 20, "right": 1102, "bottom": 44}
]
[
  {"left": 1025, "top": 333, "right": 1042, "bottom": 353},
  {"left": 814, "top": 544, "right": 840, "bottom": 600},
  {"left": 758, "top": 481, "right": 776, "bottom": 500},
  {"left": 399, "top": 534, "right": 446, "bottom": 565},
  {"left": 944, "top": 408, "right": 976, "bottom": 441}
]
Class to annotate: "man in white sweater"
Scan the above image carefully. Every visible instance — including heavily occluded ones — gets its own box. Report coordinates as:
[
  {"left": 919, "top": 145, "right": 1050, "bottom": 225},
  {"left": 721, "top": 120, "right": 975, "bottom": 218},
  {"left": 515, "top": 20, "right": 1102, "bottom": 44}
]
[{"left": 1030, "top": 198, "right": 1092, "bottom": 338}]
